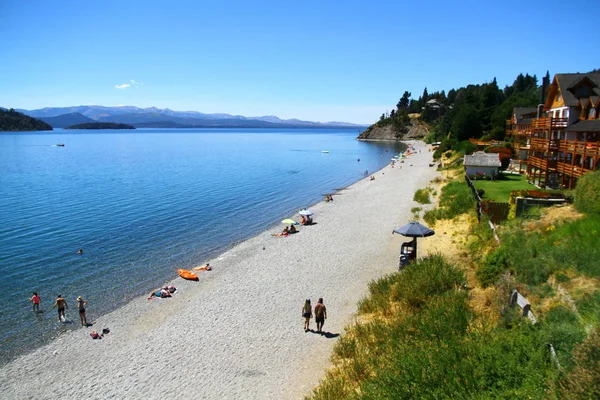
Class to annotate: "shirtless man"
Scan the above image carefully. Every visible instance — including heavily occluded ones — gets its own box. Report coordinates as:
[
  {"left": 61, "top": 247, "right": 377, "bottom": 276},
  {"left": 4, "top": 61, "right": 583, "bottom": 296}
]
[{"left": 52, "top": 294, "right": 68, "bottom": 322}]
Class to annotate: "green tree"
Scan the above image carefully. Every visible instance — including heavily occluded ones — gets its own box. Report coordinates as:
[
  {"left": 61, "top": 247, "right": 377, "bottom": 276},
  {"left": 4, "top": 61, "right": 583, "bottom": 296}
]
[
  {"left": 396, "top": 91, "right": 411, "bottom": 112},
  {"left": 451, "top": 105, "right": 481, "bottom": 141}
]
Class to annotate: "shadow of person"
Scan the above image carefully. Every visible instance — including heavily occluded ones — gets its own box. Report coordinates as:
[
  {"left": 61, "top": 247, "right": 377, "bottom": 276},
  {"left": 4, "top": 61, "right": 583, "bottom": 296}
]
[
  {"left": 320, "top": 332, "right": 340, "bottom": 339},
  {"left": 84, "top": 322, "right": 94, "bottom": 327}
]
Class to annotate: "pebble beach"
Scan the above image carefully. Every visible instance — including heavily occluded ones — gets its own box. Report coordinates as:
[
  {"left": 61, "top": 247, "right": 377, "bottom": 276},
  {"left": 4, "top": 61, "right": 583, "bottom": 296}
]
[{"left": 0, "top": 140, "right": 439, "bottom": 399}]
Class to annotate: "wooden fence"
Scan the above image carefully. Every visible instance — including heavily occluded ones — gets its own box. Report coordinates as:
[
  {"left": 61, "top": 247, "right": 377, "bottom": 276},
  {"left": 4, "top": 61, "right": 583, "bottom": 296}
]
[{"left": 465, "top": 175, "right": 510, "bottom": 223}]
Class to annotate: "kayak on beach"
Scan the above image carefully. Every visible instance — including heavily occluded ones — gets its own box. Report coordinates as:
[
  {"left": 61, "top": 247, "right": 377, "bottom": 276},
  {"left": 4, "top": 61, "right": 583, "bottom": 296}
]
[{"left": 177, "top": 268, "right": 199, "bottom": 281}]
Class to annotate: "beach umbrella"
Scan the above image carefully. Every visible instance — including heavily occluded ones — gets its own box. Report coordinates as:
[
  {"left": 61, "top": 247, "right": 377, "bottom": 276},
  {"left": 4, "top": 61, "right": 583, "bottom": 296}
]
[
  {"left": 299, "top": 209, "right": 313, "bottom": 216},
  {"left": 392, "top": 221, "right": 435, "bottom": 237},
  {"left": 392, "top": 221, "right": 435, "bottom": 263},
  {"left": 281, "top": 219, "right": 297, "bottom": 224}
]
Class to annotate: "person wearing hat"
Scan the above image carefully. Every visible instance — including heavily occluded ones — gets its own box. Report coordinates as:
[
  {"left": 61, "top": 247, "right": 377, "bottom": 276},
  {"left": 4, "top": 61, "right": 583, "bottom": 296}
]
[{"left": 76, "top": 296, "right": 88, "bottom": 326}]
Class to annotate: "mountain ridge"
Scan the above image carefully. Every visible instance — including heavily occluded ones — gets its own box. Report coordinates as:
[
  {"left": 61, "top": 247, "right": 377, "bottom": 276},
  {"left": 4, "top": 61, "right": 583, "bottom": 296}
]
[{"left": 17, "top": 105, "right": 367, "bottom": 129}]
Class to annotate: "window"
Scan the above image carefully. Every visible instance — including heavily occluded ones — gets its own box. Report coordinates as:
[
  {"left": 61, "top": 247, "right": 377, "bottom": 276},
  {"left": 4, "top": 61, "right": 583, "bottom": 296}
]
[
  {"left": 556, "top": 91, "right": 562, "bottom": 102},
  {"left": 589, "top": 107, "right": 597, "bottom": 119}
]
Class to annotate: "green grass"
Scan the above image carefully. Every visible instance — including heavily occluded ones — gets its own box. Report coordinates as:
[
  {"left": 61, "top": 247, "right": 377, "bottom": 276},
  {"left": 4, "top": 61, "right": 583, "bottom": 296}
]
[
  {"left": 308, "top": 255, "right": 565, "bottom": 400},
  {"left": 423, "top": 179, "right": 475, "bottom": 224},
  {"left": 413, "top": 188, "right": 431, "bottom": 204},
  {"left": 472, "top": 173, "right": 536, "bottom": 202}
]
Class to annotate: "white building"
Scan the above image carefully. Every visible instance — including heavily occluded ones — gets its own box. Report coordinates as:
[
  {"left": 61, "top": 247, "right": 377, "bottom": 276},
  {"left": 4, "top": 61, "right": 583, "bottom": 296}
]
[{"left": 464, "top": 151, "right": 502, "bottom": 177}]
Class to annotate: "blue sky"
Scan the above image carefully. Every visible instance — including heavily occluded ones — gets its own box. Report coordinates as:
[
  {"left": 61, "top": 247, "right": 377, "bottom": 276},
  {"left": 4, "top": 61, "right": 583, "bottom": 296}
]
[{"left": 0, "top": 0, "right": 597, "bottom": 124}]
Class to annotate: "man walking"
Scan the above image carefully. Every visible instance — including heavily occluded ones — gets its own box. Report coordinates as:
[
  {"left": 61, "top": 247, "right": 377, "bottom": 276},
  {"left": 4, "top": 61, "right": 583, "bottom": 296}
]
[
  {"left": 52, "top": 294, "right": 68, "bottom": 322},
  {"left": 314, "top": 298, "right": 327, "bottom": 333}
]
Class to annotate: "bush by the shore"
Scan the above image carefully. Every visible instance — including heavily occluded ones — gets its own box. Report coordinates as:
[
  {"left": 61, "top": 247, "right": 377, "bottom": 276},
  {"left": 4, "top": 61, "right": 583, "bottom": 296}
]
[{"left": 575, "top": 170, "right": 600, "bottom": 215}]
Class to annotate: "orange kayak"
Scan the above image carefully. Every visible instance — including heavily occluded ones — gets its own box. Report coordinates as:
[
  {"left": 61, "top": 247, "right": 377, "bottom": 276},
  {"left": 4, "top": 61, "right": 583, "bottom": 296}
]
[{"left": 178, "top": 268, "right": 199, "bottom": 281}]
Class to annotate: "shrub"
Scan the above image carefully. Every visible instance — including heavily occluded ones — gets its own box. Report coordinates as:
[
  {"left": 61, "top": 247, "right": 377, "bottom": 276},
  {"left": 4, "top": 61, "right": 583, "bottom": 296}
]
[
  {"left": 444, "top": 151, "right": 453, "bottom": 158},
  {"left": 476, "top": 247, "right": 510, "bottom": 287},
  {"left": 560, "top": 328, "right": 600, "bottom": 398},
  {"left": 574, "top": 170, "right": 600, "bottom": 214},
  {"left": 413, "top": 188, "right": 431, "bottom": 204}
]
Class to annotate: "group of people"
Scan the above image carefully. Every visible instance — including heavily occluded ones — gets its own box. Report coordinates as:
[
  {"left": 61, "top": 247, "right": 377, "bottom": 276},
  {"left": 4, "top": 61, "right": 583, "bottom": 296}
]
[
  {"left": 323, "top": 194, "right": 334, "bottom": 202},
  {"left": 30, "top": 292, "right": 89, "bottom": 326},
  {"left": 302, "top": 298, "right": 328, "bottom": 333},
  {"left": 148, "top": 285, "right": 176, "bottom": 299},
  {"left": 299, "top": 214, "right": 312, "bottom": 225}
]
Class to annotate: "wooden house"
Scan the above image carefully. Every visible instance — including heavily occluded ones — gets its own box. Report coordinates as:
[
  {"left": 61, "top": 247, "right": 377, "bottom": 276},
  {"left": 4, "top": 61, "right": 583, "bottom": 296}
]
[{"left": 507, "top": 72, "right": 600, "bottom": 188}]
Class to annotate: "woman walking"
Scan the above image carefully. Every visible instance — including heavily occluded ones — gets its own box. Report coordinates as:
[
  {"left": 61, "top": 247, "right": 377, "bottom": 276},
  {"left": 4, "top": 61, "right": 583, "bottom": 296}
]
[
  {"left": 302, "top": 299, "right": 312, "bottom": 332},
  {"left": 77, "top": 296, "right": 88, "bottom": 326}
]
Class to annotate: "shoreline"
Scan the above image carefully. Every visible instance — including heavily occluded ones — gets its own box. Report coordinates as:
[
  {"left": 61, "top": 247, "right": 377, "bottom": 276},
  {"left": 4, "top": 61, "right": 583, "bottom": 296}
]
[{"left": 0, "top": 140, "right": 438, "bottom": 399}]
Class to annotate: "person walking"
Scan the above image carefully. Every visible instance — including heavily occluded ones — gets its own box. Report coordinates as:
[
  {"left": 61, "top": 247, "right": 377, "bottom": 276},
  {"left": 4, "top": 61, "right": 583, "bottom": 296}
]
[
  {"left": 314, "top": 298, "right": 327, "bottom": 333},
  {"left": 52, "top": 294, "right": 68, "bottom": 322},
  {"left": 30, "top": 292, "right": 41, "bottom": 312},
  {"left": 302, "top": 299, "right": 312, "bottom": 332},
  {"left": 77, "top": 296, "right": 88, "bottom": 326}
]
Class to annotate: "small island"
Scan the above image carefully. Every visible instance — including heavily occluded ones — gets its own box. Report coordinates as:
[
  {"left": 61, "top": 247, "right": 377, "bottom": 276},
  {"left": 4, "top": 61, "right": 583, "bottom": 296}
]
[{"left": 65, "top": 122, "right": 136, "bottom": 130}]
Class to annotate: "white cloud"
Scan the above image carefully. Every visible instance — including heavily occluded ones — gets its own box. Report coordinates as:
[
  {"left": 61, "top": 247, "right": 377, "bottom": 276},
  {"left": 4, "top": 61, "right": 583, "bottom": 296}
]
[
  {"left": 130, "top": 79, "right": 143, "bottom": 86},
  {"left": 115, "top": 83, "right": 130, "bottom": 89}
]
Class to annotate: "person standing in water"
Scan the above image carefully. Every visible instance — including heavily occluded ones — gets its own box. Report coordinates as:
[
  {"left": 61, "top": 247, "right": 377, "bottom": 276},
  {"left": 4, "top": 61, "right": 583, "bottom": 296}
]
[
  {"left": 302, "top": 299, "right": 312, "bottom": 332},
  {"left": 77, "top": 296, "right": 88, "bottom": 326},
  {"left": 30, "top": 292, "right": 41, "bottom": 312},
  {"left": 52, "top": 294, "right": 68, "bottom": 322},
  {"left": 314, "top": 298, "right": 328, "bottom": 333}
]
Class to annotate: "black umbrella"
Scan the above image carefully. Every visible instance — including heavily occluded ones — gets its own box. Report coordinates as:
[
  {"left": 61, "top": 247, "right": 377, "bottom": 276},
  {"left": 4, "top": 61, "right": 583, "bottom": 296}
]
[
  {"left": 392, "top": 221, "right": 435, "bottom": 265},
  {"left": 392, "top": 221, "right": 435, "bottom": 237}
]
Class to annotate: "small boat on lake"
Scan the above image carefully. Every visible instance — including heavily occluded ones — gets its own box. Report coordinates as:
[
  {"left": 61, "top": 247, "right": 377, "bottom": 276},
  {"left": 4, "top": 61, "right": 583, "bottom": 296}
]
[
  {"left": 56, "top": 143, "right": 65, "bottom": 147},
  {"left": 321, "top": 150, "right": 329, "bottom": 153},
  {"left": 178, "top": 268, "right": 199, "bottom": 281}
]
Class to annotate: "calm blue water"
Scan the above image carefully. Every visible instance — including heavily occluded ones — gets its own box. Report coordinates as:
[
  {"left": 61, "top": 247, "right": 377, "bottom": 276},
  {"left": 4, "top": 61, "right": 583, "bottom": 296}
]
[{"left": 0, "top": 128, "right": 404, "bottom": 365}]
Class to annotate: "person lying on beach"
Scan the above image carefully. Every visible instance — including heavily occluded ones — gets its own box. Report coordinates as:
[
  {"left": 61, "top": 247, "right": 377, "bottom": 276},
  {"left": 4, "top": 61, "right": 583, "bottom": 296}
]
[
  {"left": 272, "top": 227, "right": 290, "bottom": 237},
  {"left": 194, "top": 263, "right": 212, "bottom": 271}
]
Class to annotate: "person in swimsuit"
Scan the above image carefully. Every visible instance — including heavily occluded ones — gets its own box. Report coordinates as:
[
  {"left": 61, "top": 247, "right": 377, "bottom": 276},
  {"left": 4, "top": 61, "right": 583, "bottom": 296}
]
[
  {"left": 52, "top": 294, "right": 68, "bottom": 322},
  {"left": 302, "top": 299, "right": 312, "bottom": 332},
  {"left": 77, "top": 296, "right": 88, "bottom": 326},
  {"left": 30, "top": 292, "right": 41, "bottom": 312}
]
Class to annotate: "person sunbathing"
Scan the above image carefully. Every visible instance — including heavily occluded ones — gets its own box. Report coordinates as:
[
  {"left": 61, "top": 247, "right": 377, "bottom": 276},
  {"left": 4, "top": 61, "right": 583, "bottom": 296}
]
[
  {"left": 194, "top": 263, "right": 212, "bottom": 271},
  {"left": 289, "top": 225, "right": 297, "bottom": 233}
]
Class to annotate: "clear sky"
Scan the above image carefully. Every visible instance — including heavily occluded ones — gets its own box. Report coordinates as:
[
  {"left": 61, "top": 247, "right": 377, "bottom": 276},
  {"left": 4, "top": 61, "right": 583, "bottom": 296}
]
[{"left": 0, "top": 0, "right": 598, "bottom": 124}]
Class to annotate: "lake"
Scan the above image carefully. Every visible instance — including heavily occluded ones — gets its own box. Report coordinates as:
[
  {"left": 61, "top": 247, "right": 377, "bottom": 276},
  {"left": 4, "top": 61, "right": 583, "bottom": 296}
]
[{"left": 0, "top": 127, "right": 404, "bottom": 365}]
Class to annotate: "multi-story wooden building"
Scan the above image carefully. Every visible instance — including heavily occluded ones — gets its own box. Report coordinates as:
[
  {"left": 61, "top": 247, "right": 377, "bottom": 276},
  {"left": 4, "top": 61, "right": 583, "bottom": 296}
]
[{"left": 507, "top": 72, "right": 600, "bottom": 189}]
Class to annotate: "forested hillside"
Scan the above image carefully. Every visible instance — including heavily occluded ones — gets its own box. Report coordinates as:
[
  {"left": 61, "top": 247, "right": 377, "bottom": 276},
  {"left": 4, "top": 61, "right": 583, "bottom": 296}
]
[
  {"left": 363, "top": 72, "right": 545, "bottom": 148},
  {"left": 0, "top": 108, "right": 53, "bottom": 131}
]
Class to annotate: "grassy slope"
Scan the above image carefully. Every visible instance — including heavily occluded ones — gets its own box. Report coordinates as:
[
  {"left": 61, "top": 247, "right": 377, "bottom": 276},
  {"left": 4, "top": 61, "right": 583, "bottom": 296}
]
[{"left": 307, "top": 174, "right": 600, "bottom": 400}]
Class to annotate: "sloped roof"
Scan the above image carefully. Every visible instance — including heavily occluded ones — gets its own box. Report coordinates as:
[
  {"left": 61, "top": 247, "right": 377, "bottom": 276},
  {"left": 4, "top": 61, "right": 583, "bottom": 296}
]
[
  {"left": 464, "top": 151, "right": 501, "bottom": 167},
  {"left": 564, "top": 120, "right": 600, "bottom": 132},
  {"left": 514, "top": 107, "right": 538, "bottom": 119},
  {"left": 555, "top": 72, "right": 600, "bottom": 106}
]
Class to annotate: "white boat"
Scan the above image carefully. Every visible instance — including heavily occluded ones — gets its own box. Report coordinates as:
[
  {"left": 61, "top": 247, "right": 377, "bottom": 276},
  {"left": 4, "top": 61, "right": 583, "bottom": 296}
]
[{"left": 321, "top": 150, "right": 329, "bottom": 153}]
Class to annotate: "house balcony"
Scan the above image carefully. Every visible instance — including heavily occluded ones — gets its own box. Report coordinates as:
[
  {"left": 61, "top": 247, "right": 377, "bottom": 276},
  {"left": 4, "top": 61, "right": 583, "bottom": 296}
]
[
  {"left": 558, "top": 140, "right": 600, "bottom": 156},
  {"left": 531, "top": 117, "right": 569, "bottom": 130},
  {"left": 556, "top": 162, "right": 593, "bottom": 178},
  {"left": 530, "top": 138, "right": 559, "bottom": 150}
]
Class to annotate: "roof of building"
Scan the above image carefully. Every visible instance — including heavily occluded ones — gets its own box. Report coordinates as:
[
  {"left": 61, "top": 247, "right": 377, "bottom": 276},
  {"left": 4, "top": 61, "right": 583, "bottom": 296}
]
[
  {"left": 555, "top": 72, "right": 600, "bottom": 106},
  {"left": 463, "top": 151, "right": 502, "bottom": 167},
  {"left": 514, "top": 107, "right": 538, "bottom": 119},
  {"left": 564, "top": 119, "right": 600, "bottom": 132}
]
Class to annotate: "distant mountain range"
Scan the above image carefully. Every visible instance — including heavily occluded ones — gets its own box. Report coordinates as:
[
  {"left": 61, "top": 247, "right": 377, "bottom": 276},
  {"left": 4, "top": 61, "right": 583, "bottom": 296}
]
[{"left": 15, "top": 106, "right": 366, "bottom": 129}]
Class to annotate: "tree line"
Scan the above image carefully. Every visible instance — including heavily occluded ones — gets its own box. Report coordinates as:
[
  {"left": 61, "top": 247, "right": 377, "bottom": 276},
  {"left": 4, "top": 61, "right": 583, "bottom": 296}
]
[
  {"left": 0, "top": 108, "right": 53, "bottom": 131},
  {"left": 376, "top": 72, "right": 546, "bottom": 148}
]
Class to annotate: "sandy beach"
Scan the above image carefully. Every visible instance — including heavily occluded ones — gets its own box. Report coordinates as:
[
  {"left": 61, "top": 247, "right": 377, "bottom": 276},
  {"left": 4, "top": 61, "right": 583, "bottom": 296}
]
[{"left": 0, "top": 140, "right": 439, "bottom": 399}]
